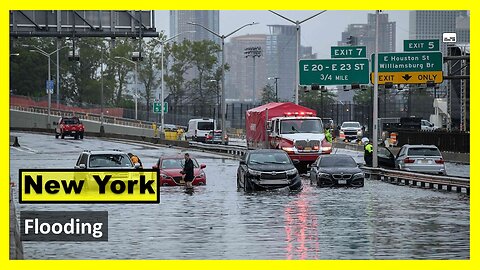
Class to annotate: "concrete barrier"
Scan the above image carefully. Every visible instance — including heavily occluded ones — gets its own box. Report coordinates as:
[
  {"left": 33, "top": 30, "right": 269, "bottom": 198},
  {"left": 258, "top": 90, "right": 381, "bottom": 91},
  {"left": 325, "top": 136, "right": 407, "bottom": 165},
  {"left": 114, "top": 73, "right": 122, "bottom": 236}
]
[
  {"left": 10, "top": 110, "right": 155, "bottom": 137},
  {"left": 10, "top": 188, "right": 23, "bottom": 259}
]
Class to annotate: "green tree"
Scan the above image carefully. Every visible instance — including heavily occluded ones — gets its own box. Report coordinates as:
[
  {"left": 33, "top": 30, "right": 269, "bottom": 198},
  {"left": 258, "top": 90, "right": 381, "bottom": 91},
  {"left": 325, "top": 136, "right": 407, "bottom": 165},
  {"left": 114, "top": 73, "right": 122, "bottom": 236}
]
[
  {"left": 163, "top": 39, "right": 194, "bottom": 109},
  {"left": 260, "top": 84, "right": 277, "bottom": 104},
  {"left": 138, "top": 38, "right": 161, "bottom": 120},
  {"left": 299, "top": 89, "right": 337, "bottom": 117},
  {"left": 188, "top": 40, "right": 222, "bottom": 112}
]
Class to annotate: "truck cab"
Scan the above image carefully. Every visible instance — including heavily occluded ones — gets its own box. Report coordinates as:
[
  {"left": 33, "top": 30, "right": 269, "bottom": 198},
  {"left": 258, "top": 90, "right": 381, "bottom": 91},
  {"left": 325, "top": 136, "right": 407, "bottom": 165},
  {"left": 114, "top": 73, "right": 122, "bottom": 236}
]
[{"left": 267, "top": 114, "right": 332, "bottom": 172}]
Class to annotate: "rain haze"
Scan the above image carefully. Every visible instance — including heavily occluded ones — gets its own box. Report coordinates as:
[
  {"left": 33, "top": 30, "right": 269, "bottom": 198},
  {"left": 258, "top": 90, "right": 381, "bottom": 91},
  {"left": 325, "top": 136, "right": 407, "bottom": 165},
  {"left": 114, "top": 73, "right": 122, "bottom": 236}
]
[{"left": 155, "top": 10, "right": 410, "bottom": 57}]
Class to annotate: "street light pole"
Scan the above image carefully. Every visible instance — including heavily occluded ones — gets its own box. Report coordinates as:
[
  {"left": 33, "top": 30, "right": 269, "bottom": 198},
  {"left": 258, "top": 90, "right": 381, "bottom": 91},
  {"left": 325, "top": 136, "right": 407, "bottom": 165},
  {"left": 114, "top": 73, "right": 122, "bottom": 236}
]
[
  {"left": 372, "top": 10, "right": 380, "bottom": 168},
  {"left": 26, "top": 45, "right": 68, "bottom": 128},
  {"left": 188, "top": 21, "right": 258, "bottom": 144},
  {"left": 268, "top": 10, "right": 327, "bottom": 104},
  {"left": 160, "top": 31, "right": 195, "bottom": 135},
  {"left": 134, "top": 62, "right": 138, "bottom": 120},
  {"left": 114, "top": 56, "right": 138, "bottom": 120},
  {"left": 268, "top": 77, "right": 279, "bottom": 102}
]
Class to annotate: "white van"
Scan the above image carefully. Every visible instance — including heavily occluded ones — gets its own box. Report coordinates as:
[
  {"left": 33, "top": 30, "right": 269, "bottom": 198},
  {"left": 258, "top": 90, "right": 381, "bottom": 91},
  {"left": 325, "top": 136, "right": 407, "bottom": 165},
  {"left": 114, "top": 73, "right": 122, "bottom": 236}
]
[{"left": 186, "top": 118, "right": 216, "bottom": 142}]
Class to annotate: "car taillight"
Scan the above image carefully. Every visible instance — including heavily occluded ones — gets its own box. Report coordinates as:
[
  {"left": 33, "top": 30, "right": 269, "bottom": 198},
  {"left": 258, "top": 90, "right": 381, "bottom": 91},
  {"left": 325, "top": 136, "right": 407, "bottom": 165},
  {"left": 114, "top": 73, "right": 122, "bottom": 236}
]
[
  {"left": 313, "top": 145, "right": 319, "bottom": 150},
  {"left": 435, "top": 159, "right": 445, "bottom": 164},
  {"left": 206, "top": 135, "right": 212, "bottom": 139},
  {"left": 404, "top": 157, "right": 415, "bottom": 163}
]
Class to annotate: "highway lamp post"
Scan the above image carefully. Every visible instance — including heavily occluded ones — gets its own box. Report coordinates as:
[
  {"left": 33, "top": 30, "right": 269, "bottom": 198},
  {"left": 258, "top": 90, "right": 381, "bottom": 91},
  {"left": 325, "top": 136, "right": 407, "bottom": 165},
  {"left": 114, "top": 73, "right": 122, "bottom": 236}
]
[
  {"left": 269, "top": 10, "right": 326, "bottom": 104},
  {"left": 188, "top": 21, "right": 258, "bottom": 144},
  {"left": 372, "top": 10, "right": 380, "bottom": 168},
  {"left": 160, "top": 31, "right": 195, "bottom": 135},
  {"left": 268, "top": 77, "right": 279, "bottom": 102},
  {"left": 244, "top": 47, "right": 262, "bottom": 104},
  {"left": 25, "top": 45, "right": 68, "bottom": 128},
  {"left": 208, "top": 79, "right": 221, "bottom": 128},
  {"left": 115, "top": 56, "right": 138, "bottom": 120}
]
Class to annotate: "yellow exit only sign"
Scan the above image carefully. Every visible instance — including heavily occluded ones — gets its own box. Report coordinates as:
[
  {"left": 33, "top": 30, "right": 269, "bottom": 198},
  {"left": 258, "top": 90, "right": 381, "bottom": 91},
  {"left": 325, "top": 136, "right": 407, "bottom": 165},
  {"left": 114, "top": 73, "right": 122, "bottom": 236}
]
[{"left": 370, "top": 71, "right": 443, "bottom": 84}]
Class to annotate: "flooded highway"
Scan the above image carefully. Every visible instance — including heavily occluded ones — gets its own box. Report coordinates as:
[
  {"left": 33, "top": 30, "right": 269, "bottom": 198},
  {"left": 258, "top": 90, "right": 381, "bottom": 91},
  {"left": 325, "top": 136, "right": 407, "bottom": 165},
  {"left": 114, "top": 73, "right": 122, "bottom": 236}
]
[{"left": 10, "top": 132, "right": 469, "bottom": 259}]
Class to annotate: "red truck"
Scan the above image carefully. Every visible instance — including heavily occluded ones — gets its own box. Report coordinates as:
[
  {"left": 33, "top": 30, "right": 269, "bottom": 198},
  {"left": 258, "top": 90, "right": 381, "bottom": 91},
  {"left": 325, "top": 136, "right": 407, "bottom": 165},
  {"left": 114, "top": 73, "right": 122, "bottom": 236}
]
[
  {"left": 54, "top": 116, "right": 85, "bottom": 139},
  {"left": 246, "top": 102, "right": 332, "bottom": 172}
]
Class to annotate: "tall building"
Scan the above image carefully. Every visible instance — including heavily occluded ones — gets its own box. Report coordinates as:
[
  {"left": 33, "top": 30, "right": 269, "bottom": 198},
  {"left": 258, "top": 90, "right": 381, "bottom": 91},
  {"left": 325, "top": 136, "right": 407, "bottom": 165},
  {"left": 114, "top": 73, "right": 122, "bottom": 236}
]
[
  {"left": 410, "top": 11, "right": 470, "bottom": 131},
  {"left": 410, "top": 10, "right": 469, "bottom": 54},
  {"left": 265, "top": 25, "right": 315, "bottom": 101},
  {"left": 225, "top": 34, "right": 267, "bottom": 102},
  {"left": 170, "top": 10, "right": 219, "bottom": 44},
  {"left": 339, "top": 13, "right": 396, "bottom": 58}
]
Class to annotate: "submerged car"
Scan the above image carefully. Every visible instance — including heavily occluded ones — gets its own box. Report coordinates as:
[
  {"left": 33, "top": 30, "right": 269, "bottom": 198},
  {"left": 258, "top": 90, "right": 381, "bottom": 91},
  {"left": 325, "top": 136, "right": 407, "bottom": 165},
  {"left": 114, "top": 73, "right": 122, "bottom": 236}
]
[
  {"left": 152, "top": 156, "right": 206, "bottom": 186},
  {"left": 237, "top": 149, "right": 302, "bottom": 192},
  {"left": 74, "top": 150, "right": 140, "bottom": 169},
  {"left": 395, "top": 145, "right": 446, "bottom": 175},
  {"left": 309, "top": 154, "right": 364, "bottom": 187}
]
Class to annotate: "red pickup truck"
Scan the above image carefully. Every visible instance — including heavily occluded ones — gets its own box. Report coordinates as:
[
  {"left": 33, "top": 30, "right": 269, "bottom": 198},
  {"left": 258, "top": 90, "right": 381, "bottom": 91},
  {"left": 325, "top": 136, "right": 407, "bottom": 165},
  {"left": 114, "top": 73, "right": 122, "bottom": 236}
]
[{"left": 54, "top": 117, "right": 85, "bottom": 139}]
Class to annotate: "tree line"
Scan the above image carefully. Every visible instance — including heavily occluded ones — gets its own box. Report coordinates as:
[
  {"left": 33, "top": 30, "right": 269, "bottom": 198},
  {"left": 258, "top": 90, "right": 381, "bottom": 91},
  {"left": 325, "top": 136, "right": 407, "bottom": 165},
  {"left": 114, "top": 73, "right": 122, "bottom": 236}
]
[{"left": 10, "top": 36, "right": 227, "bottom": 119}]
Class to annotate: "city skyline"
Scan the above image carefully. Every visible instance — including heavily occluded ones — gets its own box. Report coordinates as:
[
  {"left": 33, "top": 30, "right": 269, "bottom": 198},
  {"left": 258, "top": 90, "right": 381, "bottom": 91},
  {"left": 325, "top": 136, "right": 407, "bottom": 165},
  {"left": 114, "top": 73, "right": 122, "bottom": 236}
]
[{"left": 155, "top": 10, "right": 411, "bottom": 58}]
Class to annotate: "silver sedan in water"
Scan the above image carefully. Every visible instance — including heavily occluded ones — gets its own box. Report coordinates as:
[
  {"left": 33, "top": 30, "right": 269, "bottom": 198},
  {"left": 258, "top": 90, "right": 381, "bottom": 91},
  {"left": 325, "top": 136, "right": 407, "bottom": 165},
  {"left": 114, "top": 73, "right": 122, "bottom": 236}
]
[{"left": 395, "top": 144, "right": 446, "bottom": 175}]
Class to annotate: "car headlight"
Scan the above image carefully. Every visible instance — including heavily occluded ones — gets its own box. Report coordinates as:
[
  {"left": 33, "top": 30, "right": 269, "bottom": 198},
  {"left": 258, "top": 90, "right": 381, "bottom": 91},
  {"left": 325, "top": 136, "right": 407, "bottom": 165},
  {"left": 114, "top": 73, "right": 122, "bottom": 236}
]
[
  {"left": 247, "top": 168, "right": 261, "bottom": 176},
  {"left": 197, "top": 172, "right": 205, "bottom": 178},
  {"left": 357, "top": 130, "right": 362, "bottom": 135},
  {"left": 353, "top": 172, "right": 364, "bottom": 178},
  {"left": 318, "top": 173, "right": 330, "bottom": 178},
  {"left": 160, "top": 173, "right": 170, "bottom": 179},
  {"left": 286, "top": 168, "right": 298, "bottom": 175}
]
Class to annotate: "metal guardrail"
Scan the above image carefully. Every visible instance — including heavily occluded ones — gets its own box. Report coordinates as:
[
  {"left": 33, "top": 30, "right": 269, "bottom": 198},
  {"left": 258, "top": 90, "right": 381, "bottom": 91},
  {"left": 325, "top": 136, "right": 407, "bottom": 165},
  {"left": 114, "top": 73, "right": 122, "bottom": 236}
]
[
  {"left": 362, "top": 166, "right": 469, "bottom": 194},
  {"left": 189, "top": 141, "right": 469, "bottom": 194},
  {"left": 188, "top": 141, "right": 247, "bottom": 157}
]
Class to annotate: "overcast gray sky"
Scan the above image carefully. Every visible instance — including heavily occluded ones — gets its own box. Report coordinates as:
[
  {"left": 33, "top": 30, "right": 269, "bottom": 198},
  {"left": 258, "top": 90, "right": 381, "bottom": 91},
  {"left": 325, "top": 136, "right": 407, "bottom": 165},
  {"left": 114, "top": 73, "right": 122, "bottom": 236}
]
[{"left": 155, "top": 10, "right": 410, "bottom": 58}]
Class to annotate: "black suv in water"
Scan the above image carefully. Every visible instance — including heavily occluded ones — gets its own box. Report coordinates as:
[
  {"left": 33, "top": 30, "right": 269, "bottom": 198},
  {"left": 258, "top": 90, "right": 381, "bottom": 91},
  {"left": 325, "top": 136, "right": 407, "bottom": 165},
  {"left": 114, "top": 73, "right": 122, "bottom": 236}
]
[{"left": 237, "top": 149, "right": 302, "bottom": 192}]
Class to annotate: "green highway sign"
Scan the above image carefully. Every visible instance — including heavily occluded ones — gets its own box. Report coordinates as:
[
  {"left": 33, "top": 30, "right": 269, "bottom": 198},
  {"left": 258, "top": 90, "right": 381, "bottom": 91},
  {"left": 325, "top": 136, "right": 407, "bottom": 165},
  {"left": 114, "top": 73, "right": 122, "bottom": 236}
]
[
  {"left": 331, "top": 46, "right": 367, "bottom": 58},
  {"left": 372, "top": 52, "right": 443, "bottom": 72},
  {"left": 153, "top": 102, "right": 168, "bottom": 113},
  {"left": 404, "top": 39, "right": 440, "bottom": 51},
  {"left": 299, "top": 59, "right": 369, "bottom": 85}
]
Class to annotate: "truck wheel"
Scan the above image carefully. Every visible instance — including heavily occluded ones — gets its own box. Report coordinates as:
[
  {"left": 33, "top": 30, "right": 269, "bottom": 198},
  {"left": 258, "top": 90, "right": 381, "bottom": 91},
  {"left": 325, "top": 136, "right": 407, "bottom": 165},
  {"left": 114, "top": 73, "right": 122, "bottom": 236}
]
[
  {"left": 80, "top": 132, "right": 84, "bottom": 139},
  {"left": 61, "top": 132, "right": 65, "bottom": 139}
]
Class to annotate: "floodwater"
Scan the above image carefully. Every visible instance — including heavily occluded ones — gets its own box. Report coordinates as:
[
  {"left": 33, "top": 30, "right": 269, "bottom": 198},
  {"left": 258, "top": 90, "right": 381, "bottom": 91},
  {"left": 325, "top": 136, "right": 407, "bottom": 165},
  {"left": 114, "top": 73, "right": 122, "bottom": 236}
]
[{"left": 10, "top": 132, "right": 469, "bottom": 259}]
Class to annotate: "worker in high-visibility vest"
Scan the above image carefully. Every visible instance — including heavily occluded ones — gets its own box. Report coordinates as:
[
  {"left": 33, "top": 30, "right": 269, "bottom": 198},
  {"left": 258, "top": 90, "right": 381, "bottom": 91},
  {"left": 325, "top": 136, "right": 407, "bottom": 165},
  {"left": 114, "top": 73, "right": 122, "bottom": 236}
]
[
  {"left": 325, "top": 128, "right": 333, "bottom": 143},
  {"left": 364, "top": 139, "right": 373, "bottom": 166},
  {"left": 152, "top": 122, "right": 158, "bottom": 137}
]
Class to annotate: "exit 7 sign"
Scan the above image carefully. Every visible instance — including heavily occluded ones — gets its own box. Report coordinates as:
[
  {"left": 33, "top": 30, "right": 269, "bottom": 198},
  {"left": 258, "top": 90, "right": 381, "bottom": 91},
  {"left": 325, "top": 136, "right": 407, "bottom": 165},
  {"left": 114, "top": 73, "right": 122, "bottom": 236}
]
[{"left": 331, "top": 46, "right": 367, "bottom": 58}]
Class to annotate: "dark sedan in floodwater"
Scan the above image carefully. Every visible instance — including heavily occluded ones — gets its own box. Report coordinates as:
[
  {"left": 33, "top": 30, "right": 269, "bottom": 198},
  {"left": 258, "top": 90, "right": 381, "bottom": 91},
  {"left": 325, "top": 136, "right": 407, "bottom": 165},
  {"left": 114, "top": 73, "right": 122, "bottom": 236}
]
[
  {"left": 237, "top": 149, "right": 302, "bottom": 192},
  {"left": 309, "top": 154, "right": 364, "bottom": 187}
]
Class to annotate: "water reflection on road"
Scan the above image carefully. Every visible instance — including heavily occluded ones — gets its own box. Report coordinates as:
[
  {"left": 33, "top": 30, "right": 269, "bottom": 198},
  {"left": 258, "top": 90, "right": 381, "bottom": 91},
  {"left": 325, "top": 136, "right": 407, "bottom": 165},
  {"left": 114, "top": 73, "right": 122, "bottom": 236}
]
[{"left": 10, "top": 132, "right": 469, "bottom": 259}]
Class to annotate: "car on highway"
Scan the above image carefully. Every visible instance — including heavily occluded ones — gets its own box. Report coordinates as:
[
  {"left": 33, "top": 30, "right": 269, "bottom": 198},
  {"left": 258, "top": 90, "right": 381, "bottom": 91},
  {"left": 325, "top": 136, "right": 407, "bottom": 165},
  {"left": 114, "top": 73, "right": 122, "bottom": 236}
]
[
  {"left": 395, "top": 144, "right": 446, "bottom": 175},
  {"left": 186, "top": 118, "right": 216, "bottom": 142},
  {"left": 339, "top": 121, "right": 363, "bottom": 141},
  {"left": 237, "top": 149, "right": 302, "bottom": 192},
  {"left": 54, "top": 117, "right": 85, "bottom": 140},
  {"left": 74, "top": 150, "right": 141, "bottom": 169},
  {"left": 205, "top": 130, "right": 229, "bottom": 145},
  {"left": 309, "top": 154, "right": 364, "bottom": 187},
  {"left": 152, "top": 156, "right": 207, "bottom": 186}
]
